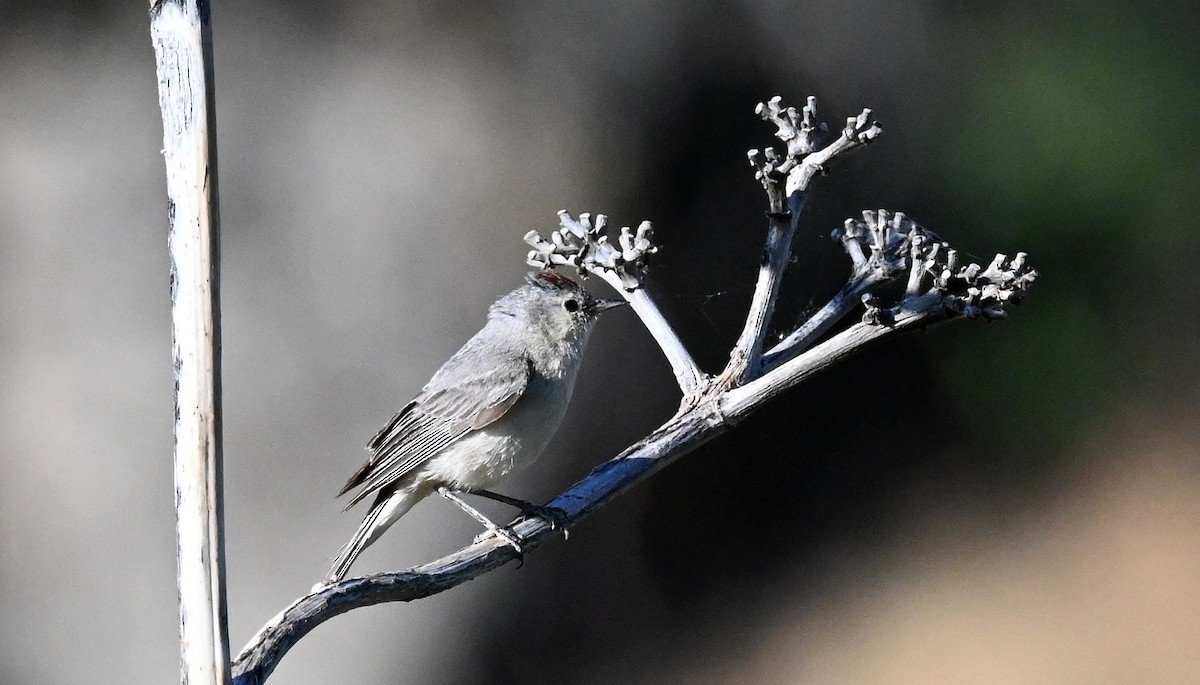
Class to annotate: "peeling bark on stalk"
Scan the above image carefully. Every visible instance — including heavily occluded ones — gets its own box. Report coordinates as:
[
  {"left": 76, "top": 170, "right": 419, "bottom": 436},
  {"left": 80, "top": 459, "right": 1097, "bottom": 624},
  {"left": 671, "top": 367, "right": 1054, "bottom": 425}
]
[{"left": 150, "top": 1, "right": 230, "bottom": 683}]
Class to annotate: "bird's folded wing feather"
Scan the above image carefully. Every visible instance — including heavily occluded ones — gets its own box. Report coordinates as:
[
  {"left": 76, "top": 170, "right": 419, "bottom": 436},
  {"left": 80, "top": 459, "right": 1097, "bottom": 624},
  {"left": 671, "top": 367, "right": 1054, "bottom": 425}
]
[{"left": 338, "top": 353, "right": 531, "bottom": 508}]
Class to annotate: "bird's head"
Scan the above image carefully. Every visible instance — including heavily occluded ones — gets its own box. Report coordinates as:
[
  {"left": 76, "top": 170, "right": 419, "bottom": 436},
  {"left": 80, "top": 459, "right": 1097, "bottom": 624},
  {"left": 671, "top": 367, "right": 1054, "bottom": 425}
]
[{"left": 490, "top": 270, "right": 626, "bottom": 350}]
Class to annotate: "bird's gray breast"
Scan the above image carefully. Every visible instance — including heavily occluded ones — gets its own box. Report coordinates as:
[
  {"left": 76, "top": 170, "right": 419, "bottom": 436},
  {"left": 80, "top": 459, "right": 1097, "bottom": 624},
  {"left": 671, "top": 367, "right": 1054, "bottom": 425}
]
[{"left": 419, "top": 369, "right": 575, "bottom": 490}]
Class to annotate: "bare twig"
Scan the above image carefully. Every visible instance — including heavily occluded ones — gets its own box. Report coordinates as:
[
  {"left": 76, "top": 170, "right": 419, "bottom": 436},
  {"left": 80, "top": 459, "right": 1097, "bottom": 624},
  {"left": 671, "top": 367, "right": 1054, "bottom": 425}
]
[
  {"left": 763, "top": 210, "right": 923, "bottom": 368},
  {"left": 725, "top": 246, "right": 1038, "bottom": 414},
  {"left": 784, "top": 107, "right": 882, "bottom": 196},
  {"left": 150, "top": 0, "right": 230, "bottom": 683},
  {"left": 720, "top": 192, "right": 805, "bottom": 387},
  {"left": 722, "top": 97, "right": 882, "bottom": 386}
]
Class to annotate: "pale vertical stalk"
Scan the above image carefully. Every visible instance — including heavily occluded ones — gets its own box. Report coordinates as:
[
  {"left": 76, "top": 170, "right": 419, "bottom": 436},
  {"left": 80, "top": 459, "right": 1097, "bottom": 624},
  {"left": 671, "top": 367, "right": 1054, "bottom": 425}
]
[{"left": 150, "top": 1, "right": 230, "bottom": 683}]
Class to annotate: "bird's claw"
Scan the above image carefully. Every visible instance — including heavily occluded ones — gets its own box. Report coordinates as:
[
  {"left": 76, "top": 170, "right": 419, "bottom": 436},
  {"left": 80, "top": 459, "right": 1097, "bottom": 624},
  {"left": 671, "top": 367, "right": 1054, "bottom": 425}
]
[
  {"left": 519, "top": 504, "right": 571, "bottom": 540},
  {"left": 474, "top": 526, "right": 527, "bottom": 567}
]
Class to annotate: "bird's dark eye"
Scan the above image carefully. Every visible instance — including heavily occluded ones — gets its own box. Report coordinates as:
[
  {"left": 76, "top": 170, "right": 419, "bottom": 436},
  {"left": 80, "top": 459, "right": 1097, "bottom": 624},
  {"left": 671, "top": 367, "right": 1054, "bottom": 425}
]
[{"left": 563, "top": 298, "right": 580, "bottom": 313}]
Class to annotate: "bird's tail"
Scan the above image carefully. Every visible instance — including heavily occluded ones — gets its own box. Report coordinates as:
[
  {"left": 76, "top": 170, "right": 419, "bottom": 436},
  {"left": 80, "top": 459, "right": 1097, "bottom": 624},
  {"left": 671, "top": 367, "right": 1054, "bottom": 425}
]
[{"left": 324, "top": 481, "right": 426, "bottom": 584}]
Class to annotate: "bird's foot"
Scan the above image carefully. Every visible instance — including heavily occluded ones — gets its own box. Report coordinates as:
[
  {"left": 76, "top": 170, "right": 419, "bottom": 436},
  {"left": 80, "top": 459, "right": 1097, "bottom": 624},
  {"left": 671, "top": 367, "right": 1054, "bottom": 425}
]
[
  {"left": 517, "top": 503, "right": 571, "bottom": 540},
  {"left": 440, "top": 486, "right": 527, "bottom": 567},
  {"left": 466, "top": 489, "right": 572, "bottom": 541},
  {"left": 473, "top": 526, "right": 526, "bottom": 566}
]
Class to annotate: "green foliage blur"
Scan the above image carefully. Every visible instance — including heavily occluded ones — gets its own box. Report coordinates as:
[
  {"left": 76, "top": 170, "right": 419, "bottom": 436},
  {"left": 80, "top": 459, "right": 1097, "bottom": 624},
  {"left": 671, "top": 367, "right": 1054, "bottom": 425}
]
[{"left": 935, "top": 2, "right": 1199, "bottom": 449}]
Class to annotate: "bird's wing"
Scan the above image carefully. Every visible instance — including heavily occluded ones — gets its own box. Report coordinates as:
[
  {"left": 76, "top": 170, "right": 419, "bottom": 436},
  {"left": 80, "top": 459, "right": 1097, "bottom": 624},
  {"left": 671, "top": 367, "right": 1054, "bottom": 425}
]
[{"left": 338, "top": 354, "right": 531, "bottom": 508}]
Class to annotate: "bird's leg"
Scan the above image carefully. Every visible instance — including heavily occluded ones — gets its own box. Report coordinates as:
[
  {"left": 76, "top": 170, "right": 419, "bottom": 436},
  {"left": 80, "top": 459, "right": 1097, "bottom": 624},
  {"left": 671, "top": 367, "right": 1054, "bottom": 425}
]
[
  {"left": 436, "top": 487, "right": 525, "bottom": 562},
  {"left": 466, "top": 489, "right": 570, "bottom": 540}
]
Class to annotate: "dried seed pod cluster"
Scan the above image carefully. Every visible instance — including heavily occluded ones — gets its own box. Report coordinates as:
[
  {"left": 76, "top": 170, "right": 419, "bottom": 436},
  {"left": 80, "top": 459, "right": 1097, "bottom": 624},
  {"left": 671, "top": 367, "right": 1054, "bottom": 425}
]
[
  {"left": 748, "top": 95, "right": 882, "bottom": 205},
  {"left": 845, "top": 210, "right": 1038, "bottom": 324},
  {"left": 525, "top": 210, "right": 657, "bottom": 291},
  {"left": 932, "top": 251, "right": 1037, "bottom": 321},
  {"left": 833, "top": 209, "right": 922, "bottom": 285}
]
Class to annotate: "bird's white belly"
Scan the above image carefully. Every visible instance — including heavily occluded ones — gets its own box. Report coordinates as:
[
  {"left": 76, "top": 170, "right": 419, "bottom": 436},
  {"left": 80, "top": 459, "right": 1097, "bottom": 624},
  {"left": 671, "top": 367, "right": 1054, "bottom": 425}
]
[{"left": 420, "top": 373, "right": 571, "bottom": 491}]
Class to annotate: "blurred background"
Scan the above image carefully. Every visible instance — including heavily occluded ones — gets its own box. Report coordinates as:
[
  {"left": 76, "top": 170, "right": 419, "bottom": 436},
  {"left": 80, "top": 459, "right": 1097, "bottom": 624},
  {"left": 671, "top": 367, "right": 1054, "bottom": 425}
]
[{"left": 1, "top": 1, "right": 1198, "bottom": 683}]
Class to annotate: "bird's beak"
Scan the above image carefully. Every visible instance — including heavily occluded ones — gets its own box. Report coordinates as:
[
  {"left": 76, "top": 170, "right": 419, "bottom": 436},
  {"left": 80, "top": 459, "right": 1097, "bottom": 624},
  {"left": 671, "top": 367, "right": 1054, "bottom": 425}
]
[{"left": 593, "top": 297, "right": 628, "bottom": 313}]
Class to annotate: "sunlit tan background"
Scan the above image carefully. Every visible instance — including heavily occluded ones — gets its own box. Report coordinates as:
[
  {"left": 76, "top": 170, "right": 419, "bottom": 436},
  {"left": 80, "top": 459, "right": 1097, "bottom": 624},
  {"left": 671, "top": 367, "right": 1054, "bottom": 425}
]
[{"left": 1, "top": 1, "right": 1197, "bottom": 683}]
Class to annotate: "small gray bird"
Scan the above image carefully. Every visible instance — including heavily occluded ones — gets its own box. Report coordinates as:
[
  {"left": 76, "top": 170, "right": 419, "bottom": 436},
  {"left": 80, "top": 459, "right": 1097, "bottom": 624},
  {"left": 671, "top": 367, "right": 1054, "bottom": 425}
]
[{"left": 325, "top": 270, "right": 624, "bottom": 584}]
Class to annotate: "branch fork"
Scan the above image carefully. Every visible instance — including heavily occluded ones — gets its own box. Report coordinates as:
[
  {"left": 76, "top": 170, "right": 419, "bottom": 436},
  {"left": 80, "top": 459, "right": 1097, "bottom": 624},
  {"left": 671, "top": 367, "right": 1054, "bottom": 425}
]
[{"left": 232, "top": 94, "right": 1038, "bottom": 685}]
